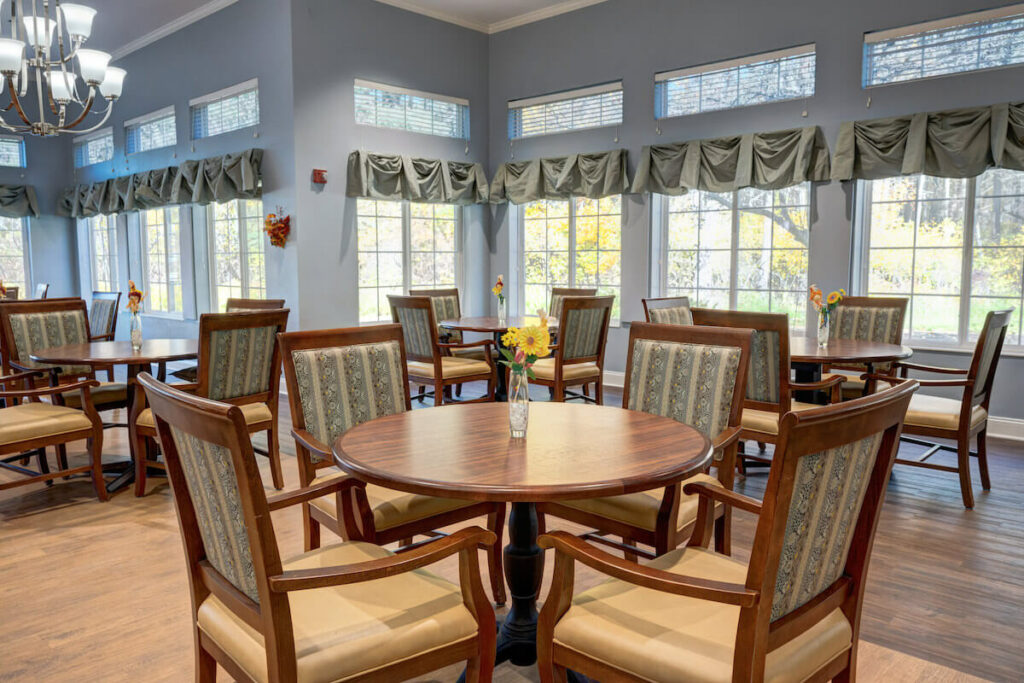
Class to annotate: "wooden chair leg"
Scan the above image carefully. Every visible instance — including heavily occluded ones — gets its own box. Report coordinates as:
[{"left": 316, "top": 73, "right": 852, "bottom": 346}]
[
  {"left": 486, "top": 504, "right": 507, "bottom": 605},
  {"left": 621, "top": 536, "right": 639, "bottom": 563},
  {"left": 595, "top": 381, "right": 604, "bottom": 405},
  {"left": 195, "top": 633, "right": 216, "bottom": 683},
  {"left": 456, "top": 384, "right": 463, "bottom": 398},
  {"left": 434, "top": 379, "right": 445, "bottom": 407},
  {"left": 36, "top": 447, "right": 51, "bottom": 486},
  {"left": 56, "top": 444, "right": 69, "bottom": 474},
  {"left": 134, "top": 435, "right": 151, "bottom": 498},
  {"left": 714, "top": 507, "right": 731, "bottom": 556},
  {"left": 957, "top": 434, "right": 975, "bottom": 509},
  {"left": 581, "top": 385, "right": 589, "bottom": 397},
  {"left": 302, "top": 504, "right": 321, "bottom": 552},
  {"left": 976, "top": 428, "right": 991, "bottom": 491},
  {"left": 88, "top": 437, "right": 108, "bottom": 502},
  {"left": 266, "top": 424, "right": 284, "bottom": 490},
  {"left": 417, "top": 385, "right": 426, "bottom": 403},
  {"left": 553, "top": 382, "right": 565, "bottom": 402}
]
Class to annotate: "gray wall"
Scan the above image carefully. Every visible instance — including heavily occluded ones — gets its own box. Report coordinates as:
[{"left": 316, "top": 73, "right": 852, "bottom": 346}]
[{"left": 485, "top": 0, "right": 1024, "bottom": 419}]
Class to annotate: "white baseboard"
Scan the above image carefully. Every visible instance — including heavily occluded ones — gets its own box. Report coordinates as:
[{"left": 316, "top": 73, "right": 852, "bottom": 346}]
[{"left": 603, "top": 370, "right": 625, "bottom": 389}]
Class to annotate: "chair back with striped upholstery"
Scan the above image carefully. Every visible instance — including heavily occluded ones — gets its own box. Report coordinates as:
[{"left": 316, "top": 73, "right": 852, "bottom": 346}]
[
  {"left": 624, "top": 322, "right": 751, "bottom": 467},
  {"left": 280, "top": 325, "right": 412, "bottom": 468},
  {"left": 829, "top": 296, "right": 907, "bottom": 373},
  {"left": 34, "top": 283, "right": 49, "bottom": 299},
  {"left": 642, "top": 296, "right": 693, "bottom": 325},
  {"left": 966, "top": 308, "right": 1013, "bottom": 405},
  {"left": 554, "top": 296, "right": 614, "bottom": 365},
  {"left": 2, "top": 286, "right": 19, "bottom": 300},
  {"left": 196, "top": 309, "right": 289, "bottom": 404},
  {"left": 409, "top": 287, "right": 463, "bottom": 344},
  {"left": 692, "top": 308, "right": 790, "bottom": 415},
  {"left": 388, "top": 294, "right": 440, "bottom": 364},
  {"left": 727, "top": 380, "right": 917, "bottom": 675},
  {"left": 225, "top": 297, "right": 286, "bottom": 313},
  {"left": 0, "top": 298, "right": 94, "bottom": 378},
  {"left": 549, "top": 287, "right": 597, "bottom": 319},
  {"left": 89, "top": 291, "right": 121, "bottom": 340}
]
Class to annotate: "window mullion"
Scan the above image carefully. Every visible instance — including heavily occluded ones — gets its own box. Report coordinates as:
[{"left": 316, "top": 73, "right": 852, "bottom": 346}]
[
  {"left": 960, "top": 177, "right": 977, "bottom": 345},
  {"left": 402, "top": 202, "right": 412, "bottom": 293},
  {"left": 729, "top": 190, "right": 739, "bottom": 309},
  {"left": 238, "top": 202, "right": 249, "bottom": 298},
  {"left": 568, "top": 200, "right": 577, "bottom": 288}
]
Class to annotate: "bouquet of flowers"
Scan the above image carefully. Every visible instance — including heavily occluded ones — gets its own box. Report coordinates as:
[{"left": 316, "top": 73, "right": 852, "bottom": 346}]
[
  {"left": 809, "top": 284, "right": 845, "bottom": 316},
  {"left": 264, "top": 208, "right": 290, "bottom": 248},
  {"left": 0, "top": 280, "right": 7, "bottom": 299},
  {"left": 492, "top": 274, "right": 505, "bottom": 305},
  {"left": 500, "top": 311, "right": 551, "bottom": 380},
  {"left": 126, "top": 280, "right": 145, "bottom": 314}
]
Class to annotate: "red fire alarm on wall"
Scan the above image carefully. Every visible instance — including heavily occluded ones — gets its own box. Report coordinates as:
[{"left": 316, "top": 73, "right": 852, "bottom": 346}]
[{"left": 312, "top": 168, "right": 328, "bottom": 184}]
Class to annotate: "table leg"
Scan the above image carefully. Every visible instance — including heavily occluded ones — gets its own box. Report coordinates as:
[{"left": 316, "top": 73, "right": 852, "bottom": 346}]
[
  {"left": 496, "top": 501, "right": 544, "bottom": 665},
  {"left": 792, "top": 361, "right": 825, "bottom": 404},
  {"left": 494, "top": 332, "right": 509, "bottom": 402},
  {"left": 105, "top": 363, "right": 152, "bottom": 493},
  {"left": 861, "top": 362, "right": 876, "bottom": 397}
]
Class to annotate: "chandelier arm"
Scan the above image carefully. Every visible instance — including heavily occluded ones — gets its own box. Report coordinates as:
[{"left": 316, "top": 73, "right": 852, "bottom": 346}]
[
  {"left": 68, "top": 99, "right": 111, "bottom": 135},
  {"left": 0, "top": 113, "right": 31, "bottom": 133},
  {"left": 61, "top": 87, "right": 94, "bottom": 129},
  {"left": 7, "top": 77, "right": 32, "bottom": 126}
]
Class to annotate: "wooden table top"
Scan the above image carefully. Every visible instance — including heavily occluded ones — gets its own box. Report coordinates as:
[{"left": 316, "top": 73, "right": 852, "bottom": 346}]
[
  {"left": 790, "top": 337, "right": 913, "bottom": 364},
  {"left": 30, "top": 339, "right": 199, "bottom": 366},
  {"left": 333, "top": 402, "right": 712, "bottom": 503},
  {"left": 439, "top": 315, "right": 558, "bottom": 333}
]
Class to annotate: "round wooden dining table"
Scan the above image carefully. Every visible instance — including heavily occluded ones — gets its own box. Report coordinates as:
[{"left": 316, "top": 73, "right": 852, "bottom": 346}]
[
  {"left": 789, "top": 337, "right": 912, "bottom": 400},
  {"left": 333, "top": 401, "right": 712, "bottom": 670},
  {"left": 439, "top": 315, "right": 558, "bottom": 400},
  {"left": 31, "top": 339, "right": 199, "bottom": 491}
]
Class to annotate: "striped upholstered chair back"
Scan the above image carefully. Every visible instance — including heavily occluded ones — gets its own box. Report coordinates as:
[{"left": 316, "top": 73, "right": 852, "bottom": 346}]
[
  {"left": 89, "top": 291, "right": 121, "bottom": 340},
  {"left": 555, "top": 296, "right": 614, "bottom": 364},
  {"left": 195, "top": 309, "right": 289, "bottom": 403},
  {"left": 225, "top": 297, "right": 286, "bottom": 313},
  {"left": 388, "top": 295, "right": 440, "bottom": 364},
  {"left": 692, "top": 308, "right": 791, "bottom": 415},
  {"left": 280, "top": 325, "right": 412, "bottom": 469},
  {"left": 829, "top": 296, "right": 907, "bottom": 373},
  {"left": 549, "top": 287, "right": 597, "bottom": 319},
  {"left": 642, "top": 296, "right": 693, "bottom": 325},
  {"left": 966, "top": 308, "right": 1013, "bottom": 405},
  {"left": 0, "top": 298, "right": 94, "bottom": 378},
  {"left": 409, "top": 287, "right": 463, "bottom": 344}
]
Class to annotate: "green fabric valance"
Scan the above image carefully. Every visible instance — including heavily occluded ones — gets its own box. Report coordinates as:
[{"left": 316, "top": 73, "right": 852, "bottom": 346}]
[
  {"left": 631, "top": 126, "right": 831, "bottom": 195},
  {"left": 346, "top": 150, "right": 488, "bottom": 205},
  {"left": 489, "top": 149, "right": 630, "bottom": 204},
  {"left": 0, "top": 185, "right": 39, "bottom": 218},
  {"left": 831, "top": 102, "right": 1024, "bottom": 181},
  {"left": 58, "top": 148, "right": 263, "bottom": 218}
]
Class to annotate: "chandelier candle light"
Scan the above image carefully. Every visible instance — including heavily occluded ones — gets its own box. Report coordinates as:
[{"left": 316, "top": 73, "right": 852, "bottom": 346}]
[
  {"left": 499, "top": 312, "right": 551, "bottom": 438},
  {"left": 0, "top": 1, "right": 125, "bottom": 136},
  {"left": 809, "top": 284, "right": 844, "bottom": 348}
]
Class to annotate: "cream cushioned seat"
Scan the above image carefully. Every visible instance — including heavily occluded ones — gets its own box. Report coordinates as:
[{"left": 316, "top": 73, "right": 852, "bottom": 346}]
[
  {"left": 741, "top": 401, "right": 820, "bottom": 435},
  {"left": 448, "top": 346, "right": 489, "bottom": 360},
  {"left": 903, "top": 393, "right": 987, "bottom": 430},
  {"left": 0, "top": 402, "right": 93, "bottom": 445},
  {"left": 532, "top": 358, "right": 600, "bottom": 381},
  {"left": 556, "top": 474, "right": 720, "bottom": 532},
  {"left": 553, "top": 547, "right": 853, "bottom": 683},
  {"left": 309, "top": 471, "right": 475, "bottom": 532},
  {"left": 196, "top": 541, "right": 478, "bottom": 683},
  {"left": 406, "top": 356, "right": 490, "bottom": 379},
  {"left": 137, "top": 401, "right": 272, "bottom": 430},
  {"left": 60, "top": 381, "right": 128, "bottom": 408}
]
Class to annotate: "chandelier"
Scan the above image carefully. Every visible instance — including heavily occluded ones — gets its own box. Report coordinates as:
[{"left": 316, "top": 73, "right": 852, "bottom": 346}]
[{"left": 0, "top": 1, "right": 125, "bottom": 136}]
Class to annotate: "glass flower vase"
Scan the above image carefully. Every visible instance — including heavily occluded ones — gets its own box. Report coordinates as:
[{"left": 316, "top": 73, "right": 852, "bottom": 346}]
[
  {"left": 817, "top": 308, "right": 830, "bottom": 348},
  {"left": 508, "top": 369, "right": 529, "bottom": 438},
  {"left": 497, "top": 297, "right": 507, "bottom": 325},
  {"left": 130, "top": 311, "right": 143, "bottom": 351}
]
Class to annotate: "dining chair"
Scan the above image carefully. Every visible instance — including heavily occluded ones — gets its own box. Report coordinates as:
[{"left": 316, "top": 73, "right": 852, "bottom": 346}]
[
  {"left": 409, "top": 287, "right": 485, "bottom": 399},
  {"left": 278, "top": 324, "right": 507, "bottom": 605},
  {"left": 823, "top": 296, "right": 908, "bottom": 398},
  {"left": 138, "top": 372, "right": 498, "bottom": 683},
  {"left": 548, "top": 287, "right": 597, "bottom": 319},
  {"left": 0, "top": 370, "right": 106, "bottom": 501},
  {"left": 388, "top": 294, "right": 496, "bottom": 405},
  {"left": 536, "top": 379, "right": 919, "bottom": 683},
  {"left": 131, "top": 309, "right": 289, "bottom": 496},
  {"left": 88, "top": 291, "right": 121, "bottom": 382},
  {"left": 33, "top": 283, "right": 49, "bottom": 299},
  {"left": 691, "top": 308, "right": 843, "bottom": 469},
  {"left": 2, "top": 286, "right": 18, "bottom": 300},
  {"left": 867, "top": 308, "right": 1013, "bottom": 508},
  {"left": 538, "top": 321, "right": 751, "bottom": 559},
  {"left": 528, "top": 295, "right": 613, "bottom": 404},
  {"left": 642, "top": 296, "right": 693, "bottom": 325}
]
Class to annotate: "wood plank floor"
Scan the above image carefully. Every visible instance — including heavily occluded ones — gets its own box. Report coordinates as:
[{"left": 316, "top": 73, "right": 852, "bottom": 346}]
[{"left": 1, "top": 386, "right": 1021, "bottom": 682}]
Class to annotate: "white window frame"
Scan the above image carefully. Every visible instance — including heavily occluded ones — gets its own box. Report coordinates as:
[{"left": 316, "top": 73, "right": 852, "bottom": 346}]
[
  {"left": 139, "top": 207, "right": 185, "bottom": 318},
  {"left": 356, "top": 199, "right": 464, "bottom": 323},
  {"left": 353, "top": 79, "right": 470, "bottom": 140},
  {"left": 87, "top": 214, "right": 119, "bottom": 292},
  {"left": 73, "top": 127, "right": 114, "bottom": 168},
  {"left": 125, "top": 105, "right": 176, "bottom": 154},
  {"left": 0, "top": 216, "right": 32, "bottom": 291},
  {"left": 190, "top": 78, "right": 260, "bottom": 140},
  {"left": 0, "top": 135, "right": 26, "bottom": 168},
  {"left": 508, "top": 81, "right": 623, "bottom": 139},
  {"left": 863, "top": 3, "right": 1024, "bottom": 87},
  {"left": 206, "top": 199, "right": 266, "bottom": 311}
]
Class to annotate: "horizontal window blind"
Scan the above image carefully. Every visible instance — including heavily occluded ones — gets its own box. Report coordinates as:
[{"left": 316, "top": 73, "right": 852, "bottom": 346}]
[
  {"left": 73, "top": 128, "right": 113, "bottom": 168},
  {"left": 354, "top": 79, "right": 469, "bottom": 140},
  {"left": 655, "top": 45, "right": 815, "bottom": 119},
  {"left": 864, "top": 4, "right": 1024, "bottom": 86},
  {"left": 0, "top": 136, "right": 25, "bottom": 168},
  {"left": 190, "top": 79, "right": 259, "bottom": 139},
  {"left": 125, "top": 106, "right": 176, "bottom": 154},
  {"left": 508, "top": 81, "right": 623, "bottom": 139}
]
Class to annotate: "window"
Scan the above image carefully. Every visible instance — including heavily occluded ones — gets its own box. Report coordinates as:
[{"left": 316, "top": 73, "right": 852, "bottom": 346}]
[
  {"left": 354, "top": 79, "right": 469, "bottom": 140},
  {"left": 0, "top": 217, "right": 29, "bottom": 291},
  {"left": 208, "top": 199, "right": 265, "bottom": 311},
  {"left": 655, "top": 45, "right": 815, "bottom": 118},
  {"left": 508, "top": 82, "right": 623, "bottom": 139},
  {"left": 141, "top": 208, "right": 183, "bottom": 315},
  {"left": 74, "top": 128, "right": 113, "bottom": 168},
  {"left": 191, "top": 79, "right": 259, "bottom": 139},
  {"left": 88, "top": 214, "right": 118, "bottom": 291},
  {"left": 520, "top": 196, "right": 622, "bottom": 322},
  {"left": 357, "top": 199, "right": 460, "bottom": 322},
  {"left": 864, "top": 4, "right": 1024, "bottom": 86},
  {"left": 125, "top": 106, "right": 176, "bottom": 154},
  {"left": 858, "top": 170, "right": 1024, "bottom": 346},
  {"left": 0, "top": 136, "right": 25, "bottom": 167},
  {"left": 656, "top": 185, "right": 810, "bottom": 328}
]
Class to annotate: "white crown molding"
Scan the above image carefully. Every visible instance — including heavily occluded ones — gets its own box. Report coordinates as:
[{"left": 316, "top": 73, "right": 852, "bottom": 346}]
[
  {"left": 374, "top": 0, "right": 609, "bottom": 35},
  {"left": 110, "top": 0, "right": 239, "bottom": 61}
]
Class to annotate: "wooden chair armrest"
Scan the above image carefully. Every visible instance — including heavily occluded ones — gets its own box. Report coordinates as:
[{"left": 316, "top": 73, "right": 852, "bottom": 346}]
[
  {"left": 861, "top": 373, "right": 972, "bottom": 389},
  {"left": 711, "top": 425, "right": 742, "bottom": 453},
  {"left": 437, "top": 339, "right": 495, "bottom": 350},
  {"left": 790, "top": 374, "right": 845, "bottom": 392},
  {"left": 291, "top": 428, "right": 333, "bottom": 462},
  {"left": 0, "top": 370, "right": 44, "bottom": 386},
  {"left": 537, "top": 531, "right": 758, "bottom": 607},
  {"left": 266, "top": 476, "right": 360, "bottom": 511},
  {"left": 267, "top": 526, "right": 496, "bottom": 592},
  {"left": 0, "top": 378, "right": 99, "bottom": 399},
  {"left": 683, "top": 481, "right": 763, "bottom": 515},
  {"left": 893, "top": 361, "right": 968, "bottom": 375},
  {"left": 90, "top": 333, "right": 114, "bottom": 342}
]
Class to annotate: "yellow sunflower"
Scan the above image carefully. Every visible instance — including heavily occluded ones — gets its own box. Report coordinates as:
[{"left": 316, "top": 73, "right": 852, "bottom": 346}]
[
  {"left": 826, "top": 291, "right": 841, "bottom": 305},
  {"left": 516, "top": 325, "right": 551, "bottom": 358},
  {"left": 501, "top": 327, "right": 519, "bottom": 348}
]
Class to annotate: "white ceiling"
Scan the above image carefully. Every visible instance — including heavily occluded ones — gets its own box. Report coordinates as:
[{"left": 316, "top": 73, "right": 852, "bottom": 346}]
[{"left": 374, "top": 0, "right": 610, "bottom": 33}]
